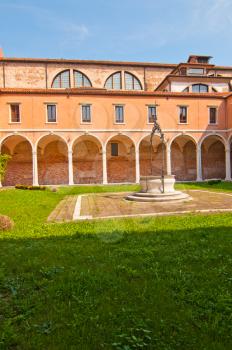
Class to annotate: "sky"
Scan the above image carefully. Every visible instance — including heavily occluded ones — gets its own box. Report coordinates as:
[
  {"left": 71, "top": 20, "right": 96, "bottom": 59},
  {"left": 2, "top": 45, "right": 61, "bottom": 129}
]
[{"left": 0, "top": 0, "right": 232, "bottom": 65}]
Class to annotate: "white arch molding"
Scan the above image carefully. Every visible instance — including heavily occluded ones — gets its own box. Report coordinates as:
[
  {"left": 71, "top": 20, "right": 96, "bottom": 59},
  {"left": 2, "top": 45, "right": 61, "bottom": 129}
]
[
  {"left": 169, "top": 133, "right": 198, "bottom": 147},
  {"left": 70, "top": 133, "right": 104, "bottom": 151},
  {"left": 198, "top": 133, "right": 227, "bottom": 148},
  {"left": 0, "top": 133, "right": 34, "bottom": 151}
]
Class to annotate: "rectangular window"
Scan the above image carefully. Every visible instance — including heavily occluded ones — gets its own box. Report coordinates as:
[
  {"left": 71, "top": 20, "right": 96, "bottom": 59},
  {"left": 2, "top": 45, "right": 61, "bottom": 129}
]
[
  {"left": 111, "top": 143, "right": 118, "bottom": 156},
  {"left": 115, "top": 105, "right": 124, "bottom": 123},
  {"left": 10, "top": 104, "right": 20, "bottom": 123},
  {"left": 148, "top": 106, "right": 156, "bottom": 124},
  {"left": 209, "top": 107, "right": 217, "bottom": 124},
  {"left": 47, "top": 104, "right": 57, "bottom": 123},
  {"left": 187, "top": 68, "right": 204, "bottom": 75},
  {"left": 82, "top": 105, "right": 91, "bottom": 123},
  {"left": 179, "top": 106, "right": 188, "bottom": 124}
]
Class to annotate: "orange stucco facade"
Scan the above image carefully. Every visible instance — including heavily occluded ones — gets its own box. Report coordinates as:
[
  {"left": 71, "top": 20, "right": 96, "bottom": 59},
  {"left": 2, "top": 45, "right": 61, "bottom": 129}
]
[{"left": 1, "top": 53, "right": 232, "bottom": 186}]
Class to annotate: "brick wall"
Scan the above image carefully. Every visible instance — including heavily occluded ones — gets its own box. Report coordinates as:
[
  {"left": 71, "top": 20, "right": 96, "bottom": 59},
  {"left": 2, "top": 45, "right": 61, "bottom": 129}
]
[
  {"left": 171, "top": 141, "right": 197, "bottom": 181},
  {"left": 2, "top": 141, "right": 33, "bottom": 186},
  {"left": 73, "top": 140, "right": 103, "bottom": 183},
  {"left": 73, "top": 160, "right": 103, "bottom": 183},
  {"left": 140, "top": 142, "right": 167, "bottom": 176},
  {"left": 38, "top": 141, "right": 68, "bottom": 185},
  {"left": 202, "top": 141, "right": 225, "bottom": 179},
  {"left": 107, "top": 157, "right": 135, "bottom": 183}
]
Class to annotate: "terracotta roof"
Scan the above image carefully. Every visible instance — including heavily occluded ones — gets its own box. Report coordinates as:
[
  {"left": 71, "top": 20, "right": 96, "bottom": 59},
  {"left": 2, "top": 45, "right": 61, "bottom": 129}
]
[
  {"left": 0, "top": 87, "right": 228, "bottom": 99},
  {"left": 0, "top": 57, "right": 176, "bottom": 69}
]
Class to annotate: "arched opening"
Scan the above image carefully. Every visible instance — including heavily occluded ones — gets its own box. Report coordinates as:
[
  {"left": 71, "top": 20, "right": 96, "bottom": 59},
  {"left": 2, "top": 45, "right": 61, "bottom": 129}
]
[
  {"left": 106, "top": 135, "right": 135, "bottom": 183},
  {"left": 1, "top": 135, "right": 33, "bottom": 186},
  {"left": 139, "top": 135, "right": 166, "bottom": 176},
  {"left": 37, "top": 135, "right": 68, "bottom": 185},
  {"left": 72, "top": 135, "right": 102, "bottom": 184},
  {"left": 201, "top": 135, "right": 225, "bottom": 179},
  {"left": 171, "top": 135, "right": 197, "bottom": 181}
]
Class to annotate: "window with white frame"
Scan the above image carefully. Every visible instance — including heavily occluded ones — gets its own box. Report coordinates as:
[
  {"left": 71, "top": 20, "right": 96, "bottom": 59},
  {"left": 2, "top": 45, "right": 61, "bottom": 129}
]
[
  {"left": 179, "top": 106, "right": 188, "bottom": 124},
  {"left": 10, "top": 104, "right": 20, "bottom": 123},
  {"left": 115, "top": 105, "right": 124, "bottom": 123},
  {"left": 209, "top": 107, "right": 217, "bottom": 124},
  {"left": 147, "top": 105, "right": 156, "bottom": 124},
  {"left": 81, "top": 104, "right": 91, "bottom": 123},
  {"left": 47, "top": 104, "right": 57, "bottom": 123}
]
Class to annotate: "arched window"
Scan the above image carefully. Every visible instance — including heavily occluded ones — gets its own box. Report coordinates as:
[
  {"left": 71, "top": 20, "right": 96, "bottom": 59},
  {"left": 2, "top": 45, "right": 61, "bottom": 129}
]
[
  {"left": 52, "top": 70, "right": 70, "bottom": 88},
  {"left": 192, "top": 84, "right": 209, "bottom": 93},
  {"left": 104, "top": 72, "right": 122, "bottom": 90},
  {"left": 104, "top": 71, "right": 142, "bottom": 90},
  {"left": 124, "top": 72, "right": 142, "bottom": 90},
  {"left": 74, "top": 70, "right": 92, "bottom": 88},
  {"left": 182, "top": 86, "right": 189, "bottom": 92}
]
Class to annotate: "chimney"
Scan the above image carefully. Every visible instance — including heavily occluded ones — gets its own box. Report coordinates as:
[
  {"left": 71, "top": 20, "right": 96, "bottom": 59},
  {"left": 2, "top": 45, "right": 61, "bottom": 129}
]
[{"left": 0, "top": 48, "right": 3, "bottom": 58}]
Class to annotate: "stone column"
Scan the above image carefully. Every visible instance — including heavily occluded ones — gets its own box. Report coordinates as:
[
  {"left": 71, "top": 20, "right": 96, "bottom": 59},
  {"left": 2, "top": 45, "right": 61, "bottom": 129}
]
[
  {"left": 196, "top": 145, "right": 203, "bottom": 181},
  {"left": 135, "top": 148, "right": 140, "bottom": 183},
  {"left": 166, "top": 143, "right": 172, "bottom": 175},
  {"left": 32, "top": 149, "right": 39, "bottom": 186},
  {"left": 102, "top": 146, "right": 108, "bottom": 184},
  {"left": 68, "top": 149, "right": 74, "bottom": 185},
  {"left": 225, "top": 146, "right": 231, "bottom": 181}
]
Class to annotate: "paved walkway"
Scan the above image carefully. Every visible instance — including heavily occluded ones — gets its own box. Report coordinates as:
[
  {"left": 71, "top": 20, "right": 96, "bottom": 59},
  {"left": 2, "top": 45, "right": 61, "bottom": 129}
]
[
  {"left": 78, "top": 190, "right": 232, "bottom": 220},
  {"left": 47, "top": 195, "right": 78, "bottom": 222},
  {"left": 47, "top": 190, "right": 232, "bottom": 222}
]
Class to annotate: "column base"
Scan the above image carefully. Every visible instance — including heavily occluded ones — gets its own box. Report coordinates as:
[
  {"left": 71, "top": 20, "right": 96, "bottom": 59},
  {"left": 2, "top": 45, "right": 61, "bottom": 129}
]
[
  {"left": 196, "top": 177, "right": 203, "bottom": 182},
  {"left": 225, "top": 177, "right": 232, "bottom": 182}
]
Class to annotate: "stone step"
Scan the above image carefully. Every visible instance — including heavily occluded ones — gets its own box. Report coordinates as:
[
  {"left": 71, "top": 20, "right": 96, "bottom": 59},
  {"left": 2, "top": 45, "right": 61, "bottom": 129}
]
[
  {"left": 126, "top": 192, "right": 190, "bottom": 202},
  {"left": 132, "top": 191, "right": 183, "bottom": 198}
]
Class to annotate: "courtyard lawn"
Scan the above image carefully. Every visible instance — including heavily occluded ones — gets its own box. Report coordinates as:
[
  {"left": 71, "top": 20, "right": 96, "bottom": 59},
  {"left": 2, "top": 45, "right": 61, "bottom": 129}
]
[{"left": 0, "top": 183, "right": 232, "bottom": 349}]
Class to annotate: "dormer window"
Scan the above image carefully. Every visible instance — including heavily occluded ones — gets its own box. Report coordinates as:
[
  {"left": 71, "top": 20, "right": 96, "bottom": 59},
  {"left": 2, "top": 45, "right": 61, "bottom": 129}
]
[{"left": 187, "top": 68, "right": 204, "bottom": 76}]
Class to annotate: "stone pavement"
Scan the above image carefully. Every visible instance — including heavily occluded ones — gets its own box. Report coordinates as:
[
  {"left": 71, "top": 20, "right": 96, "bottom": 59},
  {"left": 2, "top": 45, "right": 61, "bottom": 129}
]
[
  {"left": 47, "top": 190, "right": 232, "bottom": 222},
  {"left": 47, "top": 195, "right": 78, "bottom": 222},
  {"left": 79, "top": 190, "right": 232, "bottom": 220}
]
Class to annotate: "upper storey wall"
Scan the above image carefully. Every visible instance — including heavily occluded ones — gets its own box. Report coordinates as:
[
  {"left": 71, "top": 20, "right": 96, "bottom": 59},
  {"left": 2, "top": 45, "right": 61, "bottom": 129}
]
[
  {"left": 0, "top": 60, "right": 173, "bottom": 91},
  {"left": 3, "top": 62, "right": 46, "bottom": 89}
]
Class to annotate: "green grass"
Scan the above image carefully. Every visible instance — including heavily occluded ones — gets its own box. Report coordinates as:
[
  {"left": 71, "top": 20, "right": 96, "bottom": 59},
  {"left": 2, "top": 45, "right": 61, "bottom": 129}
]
[
  {"left": 0, "top": 182, "right": 232, "bottom": 349},
  {"left": 176, "top": 180, "right": 232, "bottom": 192}
]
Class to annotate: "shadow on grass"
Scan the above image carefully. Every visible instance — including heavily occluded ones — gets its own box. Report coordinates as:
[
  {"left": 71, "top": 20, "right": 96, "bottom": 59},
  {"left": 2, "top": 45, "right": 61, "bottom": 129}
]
[{"left": 0, "top": 225, "right": 232, "bottom": 349}]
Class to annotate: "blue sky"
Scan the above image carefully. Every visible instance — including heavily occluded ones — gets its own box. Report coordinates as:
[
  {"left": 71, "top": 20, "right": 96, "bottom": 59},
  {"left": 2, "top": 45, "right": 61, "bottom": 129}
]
[{"left": 0, "top": 0, "right": 231, "bottom": 65}]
